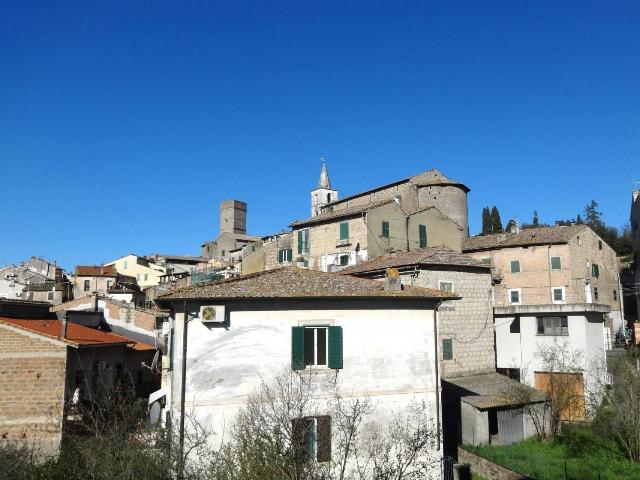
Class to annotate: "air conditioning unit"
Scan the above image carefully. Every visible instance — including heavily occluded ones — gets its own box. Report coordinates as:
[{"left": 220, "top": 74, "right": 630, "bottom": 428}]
[
  {"left": 155, "top": 331, "right": 168, "bottom": 354},
  {"left": 199, "top": 305, "right": 225, "bottom": 324}
]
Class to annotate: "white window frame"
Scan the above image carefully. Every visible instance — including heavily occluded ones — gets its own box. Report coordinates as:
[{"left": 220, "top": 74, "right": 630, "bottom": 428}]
[
  {"left": 439, "top": 280, "right": 455, "bottom": 309},
  {"left": 509, "top": 288, "right": 521, "bottom": 305},
  {"left": 300, "top": 228, "right": 310, "bottom": 254},
  {"left": 550, "top": 256, "right": 562, "bottom": 270},
  {"left": 551, "top": 287, "right": 565, "bottom": 304},
  {"left": 304, "top": 326, "right": 329, "bottom": 368}
]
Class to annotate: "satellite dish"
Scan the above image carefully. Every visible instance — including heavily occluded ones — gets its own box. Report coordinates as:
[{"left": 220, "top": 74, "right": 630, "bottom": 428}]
[
  {"left": 149, "top": 401, "right": 162, "bottom": 424},
  {"left": 201, "top": 306, "right": 216, "bottom": 321}
]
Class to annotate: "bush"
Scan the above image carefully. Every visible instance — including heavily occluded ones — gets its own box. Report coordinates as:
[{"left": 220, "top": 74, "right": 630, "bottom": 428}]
[{"left": 560, "top": 424, "right": 619, "bottom": 458}]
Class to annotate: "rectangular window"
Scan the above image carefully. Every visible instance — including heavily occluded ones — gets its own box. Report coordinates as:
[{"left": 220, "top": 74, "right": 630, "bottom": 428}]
[
  {"left": 292, "top": 326, "right": 342, "bottom": 370},
  {"left": 339, "top": 254, "right": 349, "bottom": 266},
  {"left": 552, "top": 287, "right": 564, "bottom": 303},
  {"left": 510, "top": 260, "right": 520, "bottom": 273},
  {"left": 106, "top": 280, "right": 112, "bottom": 290},
  {"left": 591, "top": 263, "right": 600, "bottom": 278},
  {"left": 419, "top": 224, "right": 427, "bottom": 249},
  {"left": 509, "top": 289, "right": 521, "bottom": 304},
  {"left": 439, "top": 281, "right": 453, "bottom": 293},
  {"left": 550, "top": 256, "right": 562, "bottom": 270},
  {"left": 136, "top": 274, "right": 141, "bottom": 281},
  {"left": 124, "top": 261, "right": 128, "bottom": 269},
  {"left": 298, "top": 229, "right": 310, "bottom": 254},
  {"left": 339, "top": 222, "right": 349, "bottom": 241},
  {"left": 613, "top": 290, "right": 618, "bottom": 301},
  {"left": 381, "top": 221, "right": 390, "bottom": 238},
  {"left": 144, "top": 273, "right": 148, "bottom": 281},
  {"left": 537, "top": 316, "right": 568, "bottom": 336},
  {"left": 594, "top": 287, "right": 599, "bottom": 301},
  {"left": 480, "top": 257, "right": 492, "bottom": 265},
  {"left": 442, "top": 338, "right": 453, "bottom": 360},
  {"left": 47, "top": 291, "right": 54, "bottom": 301},
  {"left": 83, "top": 279, "right": 90, "bottom": 292},
  {"left": 278, "top": 248, "right": 293, "bottom": 263},
  {"left": 598, "top": 240, "right": 603, "bottom": 250},
  {"left": 293, "top": 415, "right": 331, "bottom": 463}
]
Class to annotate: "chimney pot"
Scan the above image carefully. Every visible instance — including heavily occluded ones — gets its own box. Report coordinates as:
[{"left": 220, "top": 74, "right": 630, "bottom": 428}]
[
  {"left": 383, "top": 268, "right": 403, "bottom": 291},
  {"left": 60, "top": 316, "right": 67, "bottom": 338}
]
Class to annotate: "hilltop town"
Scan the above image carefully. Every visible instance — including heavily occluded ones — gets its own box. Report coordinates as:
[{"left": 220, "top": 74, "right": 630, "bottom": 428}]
[{"left": 1, "top": 161, "right": 639, "bottom": 479}]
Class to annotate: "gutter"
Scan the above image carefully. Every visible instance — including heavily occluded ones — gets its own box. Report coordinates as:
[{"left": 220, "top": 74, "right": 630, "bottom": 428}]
[{"left": 433, "top": 300, "right": 443, "bottom": 450}]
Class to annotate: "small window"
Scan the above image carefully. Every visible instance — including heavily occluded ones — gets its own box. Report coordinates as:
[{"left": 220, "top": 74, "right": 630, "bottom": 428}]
[
  {"left": 419, "top": 224, "right": 427, "bottom": 249},
  {"left": 509, "top": 289, "right": 521, "bottom": 304},
  {"left": 83, "top": 279, "right": 90, "bottom": 292},
  {"left": 537, "top": 316, "right": 568, "bottom": 336},
  {"left": 613, "top": 290, "right": 618, "bottom": 301},
  {"left": 381, "top": 221, "right": 390, "bottom": 238},
  {"left": 598, "top": 240, "right": 603, "bottom": 250},
  {"left": 144, "top": 273, "right": 148, "bottom": 281},
  {"left": 106, "top": 280, "right": 112, "bottom": 290},
  {"left": 136, "top": 274, "right": 141, "bottom": 281},
  {"left": 591, "top": 263, "right": 600, "bottom": 278},
  {"left": 303, "top": 327, "right": 328, "bottom": 367},
  {"left": 442, "top": 339, "right": 453, "bottom": 360},
  {"left": 439, "top": 281, "right": 454, "bottom": 293},
  {"left": 293, "top": 415, "right": 331, "bottom": 463},
  {"left": 339, "top": 222, "right": 349, "bottom": 241},
  {"left": 577, "top": 236, "right": 582, "bottom": 246},
  {"left": 278, "top": 249, "right": 293, "bottom": 263},
  {"left": 47, "top": 291, "right": 54, "bottom": 301},
  {"left": 298, "top": 229, "right": 310, "bottom": 254},
  {"left": 594, "top": 287, "right": 599, "bottom": 301},
  {"left": 550, "top": 256, "right": 562, "bottom": 270},
  {"left": 124, "top": 261, "right": 128, "bottom": 269},
  {"left": 327, "top": 193, "right": 332, "bottom": 203},
  {"left": 552, "top": 287, "right": 564, "bottom": 303},
  {"left": 339, "top": 254, "right": 350, "bottom": 266},
  {"left": 510, "top": 317, "right": 520, "bottom": 333},
  {"left": 480, "top": 257, "right": 492, "bottom": 265},
  {"left": 510, "top": 260, "right": 521, "bottom": 273}
]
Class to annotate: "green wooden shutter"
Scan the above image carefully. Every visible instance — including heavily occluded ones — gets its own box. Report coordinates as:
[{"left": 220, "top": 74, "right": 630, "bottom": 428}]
[
  {"left": 298, "top": 231, "right": 303, "bottom": 254},
  {"left": 169, "top": 327, "right": 174, "bottom": 371},
  {"left": 304, "top": 418, "right": 316, "bottom": 461},
  {"left": 419, "top": 224, "right": 427, "bottom": 248},
  {"left": 328, "top": 326, "right": 343, "bottom": 369},
  {"left": 292, "top": 327, "right": 305, "bottom": 370},
  {"left": 382, "top": 221, "right": 390, "bottom": 237},
  {"left": 442, "top": 338, "right": 453, "bottom": 360},
  {"left": 316, "top": 415, "right": 331, "bottom": 462},
  {"left": 287, "top": 249, "right": 293, "bottom": 262},
  {"left": 339, "top": 222, "right": 349, "bottom": 240}
]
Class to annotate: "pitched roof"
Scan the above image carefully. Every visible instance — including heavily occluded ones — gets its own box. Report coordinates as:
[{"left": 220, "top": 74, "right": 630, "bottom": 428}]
[
  {"left": 75, "top": 265, "right": 117, "bottom": 277},
  {"left": 157, "top": 266, "right": 460, "bottom": 301},
  {"left": 23, "top": 281, "right": 64, "bottom": 292},
  {"left": 0, "top": 316, "right": 154, "bottom": 350},
  {"left": 462, "top": 225, "right": 588, "bottom": 253},
  {"left": 446, "top": 372, "right": 546, "bottom": 410},
  {"left": 340, "top": 247, "right": 490, "bottom": 276}
]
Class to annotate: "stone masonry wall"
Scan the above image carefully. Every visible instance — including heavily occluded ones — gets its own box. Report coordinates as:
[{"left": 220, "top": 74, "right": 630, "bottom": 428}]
[
  {"left": 458, "top": 447, "right": 533, "bottom": 480},
  {"left": 0, "top": 323, "right": 67, "bottom": 458},
  {"left": 402, "top": 267, "right": 495, "bottom": 378}
]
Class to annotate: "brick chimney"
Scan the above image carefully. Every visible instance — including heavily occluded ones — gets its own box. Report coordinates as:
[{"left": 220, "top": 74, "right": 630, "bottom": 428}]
[{"left": 383, "top": 268, "right": 402, "bottom": 291}]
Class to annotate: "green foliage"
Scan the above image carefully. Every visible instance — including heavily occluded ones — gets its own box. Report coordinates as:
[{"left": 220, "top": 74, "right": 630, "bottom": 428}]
[
  {"left": 490, "top": 206, "right": 503, "bottom": 233},
  {"left": 468, "top": 435, "right": 640, "bottom": 480},
  {"left": 560, "top": 424, "right": 619, "bottom": 459},
  {"left": 481, "top": 207, "right": 491, "bottom": 235}
]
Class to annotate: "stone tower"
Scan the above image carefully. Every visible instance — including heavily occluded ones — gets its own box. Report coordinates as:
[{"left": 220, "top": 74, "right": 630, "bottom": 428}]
[
  {"left": 219, "top": 200, "right": 247, "bottom": 234},
  {"left": 311, "top": 157, "right": 339, "bottom": 217}
]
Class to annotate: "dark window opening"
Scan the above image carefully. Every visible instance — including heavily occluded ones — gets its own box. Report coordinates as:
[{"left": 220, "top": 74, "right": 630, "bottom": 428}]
[
  {"left": 442, "top": 338, "right": 453, "bottom": 360},
  {"left": 537, "top": 316, "right": 568, "bottom": 336},
  {"left": 510, "top": 317, "right": 520, "bottom": 333}
]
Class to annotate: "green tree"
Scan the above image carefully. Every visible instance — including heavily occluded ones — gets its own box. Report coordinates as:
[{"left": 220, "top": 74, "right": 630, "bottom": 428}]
[
  {"left": 532, "top": 210, "right": 540, "bottom": 227},
  {"left": 490, "top": 206, "right": 503, "bottom": 234},
  {"left": 481, "top": 207, "right": 491, "bottom": 235},
  {"left": 584, "top": 200, "right": 603, "bottom": 228}
]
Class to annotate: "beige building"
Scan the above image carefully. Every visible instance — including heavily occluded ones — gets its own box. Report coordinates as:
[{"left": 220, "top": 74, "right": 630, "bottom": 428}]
[
  {"left": 104, "top": 254, "right": 165, "bottom": 288},
  {"left": 241, "top": 232, "right": 294, "bottom": 275},
  {"left": 201, "top": 200, "right": 261, "bottom": 262},
  {"left": 462, "top": 225, "right": 624, "bottom": 337},
  {"left": 289, "top": 163, "right": 469, "bottom": 273}
]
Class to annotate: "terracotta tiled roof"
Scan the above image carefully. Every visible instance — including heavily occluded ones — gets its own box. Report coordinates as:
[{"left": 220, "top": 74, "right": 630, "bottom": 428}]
[
  {"left": 75, "top": 265, "right": 117, "bottom": 277},
  {"left": 290, "top": 199, "right": 396, "bottom": 227},
  {"left": 23, "top": 281, "right": 64, "bottom": 292},
  {"left": 158, "top": 266, "right": 460, "bottom": 301},
  {"left": 462, "top": 225, "right": 589, "bottom": 253},
  {"left": 340, "top": 247, "right": 490, "bottom": 276},
  {"left": 0, "top": 316, "right": 154, "bottom": 350}
]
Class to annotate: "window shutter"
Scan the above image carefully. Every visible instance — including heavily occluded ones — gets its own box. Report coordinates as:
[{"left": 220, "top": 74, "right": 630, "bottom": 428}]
[
  {"left": 292, "top": 327, "right": 305, "bottom": 370},
  {"left": 298, "top": 231, "right": 303, "bottom": 254},
  {"left": 442, "top": 338, "right": 453, "bottom": 360},
  {"left": 292, "top": 418, "right": 306, "bottom": 463},
  {"left": 328, "top": 326, "right": 343, "bottom": 369},
  {"left": 304, "top": 419, "right": 316, "bottom": 461},
  {"left": 419, "top": 224, "right": 427, "bottom": 248},
  {"left": 316, "top": 415, "right": 332, "bottom": 462},
  {"left": 287, "top": 249, "right": 293, "bottom": 262}
]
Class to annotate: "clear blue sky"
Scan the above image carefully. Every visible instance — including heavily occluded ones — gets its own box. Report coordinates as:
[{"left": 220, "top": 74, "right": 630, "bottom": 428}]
[{"left": 1, "top": 1, "right": 638, "bottom": 270}]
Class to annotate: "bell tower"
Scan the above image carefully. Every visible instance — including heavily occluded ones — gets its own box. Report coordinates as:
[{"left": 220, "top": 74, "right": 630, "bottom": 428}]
[{"left": 311, "top": 156, "right": 339, "bottom": 217}]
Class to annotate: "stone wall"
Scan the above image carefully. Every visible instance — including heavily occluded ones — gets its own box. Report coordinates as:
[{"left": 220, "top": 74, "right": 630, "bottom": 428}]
[
  {"left": 458, "top": 447, "right": 533, "bottom": 480},
  {"left": 0, "top": 323, "right": 67, "bottom": 458}
]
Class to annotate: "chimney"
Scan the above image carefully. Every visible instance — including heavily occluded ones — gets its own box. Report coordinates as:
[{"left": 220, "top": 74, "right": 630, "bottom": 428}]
[
  {"left": 509, "top": 223, "right": 520, "bottom": 234},
  {"left": 383, "top": 268, "right": 403, "bottom": 292},
  {"left": 60, "top": 315, "right": 67, "bottom": 339}
]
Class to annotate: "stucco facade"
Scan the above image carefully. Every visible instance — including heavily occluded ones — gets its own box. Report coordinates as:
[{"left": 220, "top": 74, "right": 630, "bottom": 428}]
[{"left": 105, "top": 254, "right": 165, "bottom": 288}]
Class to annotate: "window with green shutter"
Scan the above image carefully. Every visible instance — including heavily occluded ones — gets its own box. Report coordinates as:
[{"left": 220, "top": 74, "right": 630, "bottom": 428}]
[
  {"left": 328, "top": 326, "right": 343, "bottom": 369},
  {"left": 298, "top": 229, "right": 309, "bottom": 254},
  {"left": 510, "top": 260, "right": 520, "bottom": 273},
  {"left": 381, "top": 221, "right": 390, "bottom": 238},
  {"left": 292, "top": 325, "right": 342, "bottom": 370},
  {"left": 591, "top": 263, "right": 600, "bottom": 278},
  {"left": 419, "top": 224, "right": 427, "bottom": 248},
  {"left": 442, "top": 338, "right": 453, "bottom": 360},
  {"left": 550, "top": 256, "right": 562, "bottom": 270},
  {"left": 278, "top": 248, "right": 293, "bottom": 263},
  {"left": 291, "top": 327, "right": 305, "bottom": 370},
  {"left": 339, "top": 222, "right": 349, "bottom": 241}
]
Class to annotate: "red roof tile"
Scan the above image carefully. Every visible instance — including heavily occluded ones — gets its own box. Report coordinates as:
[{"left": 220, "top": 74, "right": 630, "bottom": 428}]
[
  {"left": 0, "top": 316, "right": 154, "bottom": 350},
  {"left": 75, "top": 265, "right": 117, "bottom": 277}
]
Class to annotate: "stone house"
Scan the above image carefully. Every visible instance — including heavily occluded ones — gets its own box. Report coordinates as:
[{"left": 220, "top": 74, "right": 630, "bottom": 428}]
[
  {"left": 0, "top": 313, "right": 155, "bottom": 458},
  {"left": 22, "top": 280, "right": 72, "bottom": 304},
  {"left": 0, "top": 257, "right": 64, "bottom": 300},
  {"left": 340, "top": 248, "right": 542, "bottom": 452},
  {"left": 104, "top": 254, "right": 166, "bottom": 288},
  {"left": 240, "top": 231, "right": 295, "bottom": 274},
  {"left": 152, "top": 267, "right": 458, "bottom": 471},
  {"left": 463, "top": 225, "right": 620, "bottom": 420},
  {"left": 201, "top": 200, "right": 261, "bottom": 262},
  {"left": 73, "top": 265, "right": 138, "bottom": 300},
  {"left": 288, "top": 163, "right": 469, "bottom": 272}
]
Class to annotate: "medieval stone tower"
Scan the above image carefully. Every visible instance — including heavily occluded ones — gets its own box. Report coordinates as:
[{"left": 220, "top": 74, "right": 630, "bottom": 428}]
[{"left": 310, "top": 157, "right": 339, "bottom": 217}]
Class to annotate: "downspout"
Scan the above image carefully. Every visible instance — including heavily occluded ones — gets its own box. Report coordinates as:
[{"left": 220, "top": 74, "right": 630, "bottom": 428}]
[
  {"left": 178, "top": 299, "right": 189, "bottom": 480},
  {"left": 433, "top": 300, "right": 443, "bottom": 450},
  {"left": 405, "top": 214, "right": 410, "bottom": 251}
]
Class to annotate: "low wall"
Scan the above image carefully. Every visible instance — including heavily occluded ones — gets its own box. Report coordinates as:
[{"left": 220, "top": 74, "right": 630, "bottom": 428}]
[{"left": 458, "top": 447, "right": 533, "bottom": 480}]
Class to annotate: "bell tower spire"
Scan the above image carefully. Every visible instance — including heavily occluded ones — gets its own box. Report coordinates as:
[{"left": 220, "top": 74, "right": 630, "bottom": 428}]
[{"left": 310, "top": 155, "right": 339, "bottom": 217}]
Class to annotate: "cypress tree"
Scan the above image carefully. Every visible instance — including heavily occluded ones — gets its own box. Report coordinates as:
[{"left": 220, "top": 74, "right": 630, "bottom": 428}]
[
  {"left": 490, "top": 206, "right": 503, "bottom": 233},
  {"left": 532, "top": 210, "right": 540, "bottom": 227},
  {"left": 481, "top": 207, "right": 491, "bottom": 235}
]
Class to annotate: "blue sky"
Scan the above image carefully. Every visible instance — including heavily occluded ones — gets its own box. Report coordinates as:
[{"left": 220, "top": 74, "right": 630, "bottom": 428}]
[{"left": 1, "top": 1, "right": 638, "bottom": 270}]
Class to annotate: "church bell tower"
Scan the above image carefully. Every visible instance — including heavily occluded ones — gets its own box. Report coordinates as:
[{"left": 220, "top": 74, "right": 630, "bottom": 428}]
[{"left": 311, "top": 156, "right": 339, "bottom": 217}]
